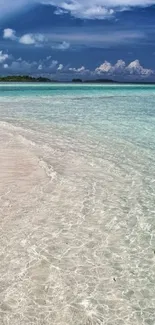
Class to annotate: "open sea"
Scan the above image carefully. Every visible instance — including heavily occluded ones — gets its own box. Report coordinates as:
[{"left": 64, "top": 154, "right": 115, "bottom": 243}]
[{"left": 0, "top": 83, "right": 155, "bottom": 325}]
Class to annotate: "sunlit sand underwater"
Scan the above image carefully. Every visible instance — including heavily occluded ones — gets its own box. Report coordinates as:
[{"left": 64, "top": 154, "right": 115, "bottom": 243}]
[{"left": 0, "top": 83, "right": 155, "bottom": 325}]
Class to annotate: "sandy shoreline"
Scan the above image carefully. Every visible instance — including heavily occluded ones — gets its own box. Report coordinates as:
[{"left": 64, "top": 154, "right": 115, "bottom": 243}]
[
  {"left": 0, "top": 124, "right": 47, "bottom": 217},
  {"left": 0, "top": 122, "right": 155, "bottom": 325},
  {"left": 0, "top": 125, "right": 51, "bottom": 324}
]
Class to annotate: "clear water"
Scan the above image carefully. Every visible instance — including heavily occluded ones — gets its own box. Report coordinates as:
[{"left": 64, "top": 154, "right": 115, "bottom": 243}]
[{"left": 0, "top": 83, "right": 155, "bottom": 325}]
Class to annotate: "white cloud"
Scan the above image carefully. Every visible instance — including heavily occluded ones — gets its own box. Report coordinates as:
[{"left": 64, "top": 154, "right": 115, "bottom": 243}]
[
  {"left": 54, "top": 8, "right": 68, "bottom": 15},
  {"left": 19, "top": 34, "right": 36, "bottom": 45},
  {"left": 52, "top": 41, "right": 70, "bottom": 50},
  {"left": 3, "top": 30, "right": 38, "bottom": 45},
  {"left": 3, "top": 29, "right": 70, "bottom": 49},
  {"left": 42, "top": 0, "right": 114, "bottom": 19},
  {"left": 38, "top": 64, "right": 43, "bottom": 70},
  {"left": 69, "top": 66, "right": 89, "bottom": 74},
  {"left": 19, "top": 34, "right": 70, "bottom": 50},
  {"left": 0, "top": 0, "right": 155, "bottom": 21},
  {"left": 57, "top": 64, "right": 64, "bottom": 71},
  {"left": 96, "top": 59, "right": 153, "bottom": 77},
  {"left": 3, "top": 64, "right": 9, "bottom": 69},
  {"left": 95, "top": 59, "right": 126, "bottom": 74},
  {"left": 96, "top": 61, "right": 112, "bottom": 73},
  {"left": 0, "top": 50, "right": 9, "bottom": 63},
  {"left": 41, "top": 0, "right": 155, "bottom": 19},
  {"left": 3, "top": 28, "right": 17, "bottom": 40},
  {"left": 3, "top": 29, "right": 46, "bottom": 46},
  {"left": 114, "top": 59, "right": 126, "bottom": 72},
  {"left": 69, "top": 66, "right": 85, "bottom": 72},
  {"left": 18, "top": 32, "right": 46, "bottom": 46},
  {"left": 126, "top": 59, "right": 152, "bottom": 75}
]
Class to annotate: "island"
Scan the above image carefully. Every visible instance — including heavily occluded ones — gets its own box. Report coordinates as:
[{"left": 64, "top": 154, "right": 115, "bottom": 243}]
[
  {"left": 0, "top": 75, "right": 53, "bottom": 82},
  {"left": 84, "top": 79, "right": 116, "bottom": 83},
  {"left": 0, "top": 76, "right": 117, "bottom": 83},
  {"left": 0, "top": 75, "right": 155, "bottom": 84},
  {"left": 72, "top": 78, "right": 83, "bottom": 83}
]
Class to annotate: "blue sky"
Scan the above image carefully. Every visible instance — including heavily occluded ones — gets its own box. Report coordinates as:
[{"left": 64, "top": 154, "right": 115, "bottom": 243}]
[{"left": 0, "top": 0, "right": 155, "bottom": 80}]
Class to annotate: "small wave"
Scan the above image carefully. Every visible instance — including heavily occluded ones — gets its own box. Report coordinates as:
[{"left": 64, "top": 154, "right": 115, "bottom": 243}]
[{"left": 39, "top": 159, "right": 57, "bottom": 181}]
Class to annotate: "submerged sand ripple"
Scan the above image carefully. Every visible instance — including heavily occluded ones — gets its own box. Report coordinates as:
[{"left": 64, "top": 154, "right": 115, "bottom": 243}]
[{"left": 0, "top": 123, "right": 155, "bottom": 325}]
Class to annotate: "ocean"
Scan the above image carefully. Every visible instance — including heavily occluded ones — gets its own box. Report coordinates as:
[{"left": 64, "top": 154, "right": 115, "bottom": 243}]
[{"left": 0, "top": 83, "right": 155, "bottom": 325}]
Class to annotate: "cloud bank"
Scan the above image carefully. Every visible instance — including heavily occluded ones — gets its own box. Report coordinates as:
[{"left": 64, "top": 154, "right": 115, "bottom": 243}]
[
  {"left": 96, "top": 59, "right": 153, "bottom": 76},
  {"left": 0, "top": 50, "right": 153, "bottom": 79},
  {"left": 0, "top": 0, "right": 155, "bottom": 20},
  {"left": 41, "top": 0, "right": 155, "bottom": 19}
]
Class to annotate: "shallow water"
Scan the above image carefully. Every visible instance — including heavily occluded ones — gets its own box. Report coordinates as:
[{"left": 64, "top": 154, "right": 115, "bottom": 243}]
[{"left": 0, "top": 83, "right": 155, "bottom": 325}]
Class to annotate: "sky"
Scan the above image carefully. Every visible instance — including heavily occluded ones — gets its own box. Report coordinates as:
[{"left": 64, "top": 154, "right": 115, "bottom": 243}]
[{"left": 0, "top": 0, "right": 155, "bottom": 80}]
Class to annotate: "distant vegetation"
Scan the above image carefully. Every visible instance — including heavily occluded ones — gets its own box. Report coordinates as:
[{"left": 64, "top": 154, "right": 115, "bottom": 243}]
[
  {"left": 0, "top": 75, "right": 52, "bottom": 82},
  {"left": 0, "top": 75, "right": 115, "bottom": 83},
  {"left": 72, "top": 78, "right": 115, "bottom": 83},
  {"left": 0, "top": 76, "right": 115, "bottom": 83},
  {"left": 0, "top": 75, "right": 154, "bottom": 84},
  {"left": 84, "top": 79, "right": 116, "bottom": 83},
  {"left": 72, "top": 78, "right": 83, "bottom": 83}
]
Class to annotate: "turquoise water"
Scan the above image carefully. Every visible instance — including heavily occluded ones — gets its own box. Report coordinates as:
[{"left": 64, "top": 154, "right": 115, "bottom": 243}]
[
  {"left": 0, "top": 83, "right": 155, "bottom": 149},
  {"left": 0, "top": 83, "right": 155, "bottom": 325}
]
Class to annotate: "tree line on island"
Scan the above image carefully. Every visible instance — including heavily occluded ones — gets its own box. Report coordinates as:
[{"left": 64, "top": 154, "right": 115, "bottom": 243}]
[
  {"left": 0, "top": 75, "right": 154, "bottom": 84},
  {"left": 0, "top": 75, "right": 53, "bottom": 82},
  {"left": 0, "top": 75, "right": 115, "bottom": 83}
]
